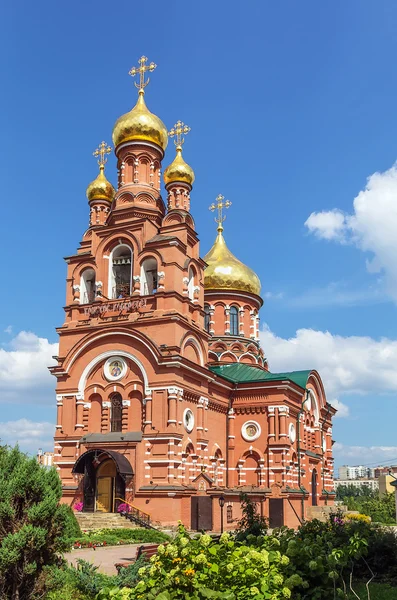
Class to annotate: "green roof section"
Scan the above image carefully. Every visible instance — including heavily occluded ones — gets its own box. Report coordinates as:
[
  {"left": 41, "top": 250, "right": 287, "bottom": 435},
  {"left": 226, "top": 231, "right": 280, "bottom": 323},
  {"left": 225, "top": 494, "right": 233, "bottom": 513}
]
[{"left": 209, "top": 363, "right": 312, "bottom": 389}]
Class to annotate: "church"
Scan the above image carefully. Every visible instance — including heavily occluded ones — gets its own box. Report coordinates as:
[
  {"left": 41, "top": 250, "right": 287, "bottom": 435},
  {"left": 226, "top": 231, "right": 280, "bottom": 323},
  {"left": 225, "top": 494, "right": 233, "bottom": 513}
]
[{"left": 51, "top": 57, "right": 336, "bottom": 530}]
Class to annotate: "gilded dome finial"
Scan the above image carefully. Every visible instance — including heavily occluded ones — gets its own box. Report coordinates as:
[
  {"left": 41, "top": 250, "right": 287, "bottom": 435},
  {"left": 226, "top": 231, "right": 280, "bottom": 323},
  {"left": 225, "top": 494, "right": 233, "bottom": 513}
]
[
  {"left": 112, "top": 56, "right": 168, "bottom": 150},
  {"left": 93, "top": 140, "right": 112, "bottom": 171},
  {"left": 209, "top": 194, "right": 232, "bottom": 233},
  {"left": 86, "top": 140, "right": 115, "bottom": 203},
  {"left": 168, "top": 120, "right": 191, "bottom": 147},
  {"left": 204, "top": 196, "right": 261, "bottom": 296},
  {"left": 163, "top": 120, "right": 195, "bottom": 186},
  {"left": 128, "top": 55, "right": 157, "bottom": 93}
]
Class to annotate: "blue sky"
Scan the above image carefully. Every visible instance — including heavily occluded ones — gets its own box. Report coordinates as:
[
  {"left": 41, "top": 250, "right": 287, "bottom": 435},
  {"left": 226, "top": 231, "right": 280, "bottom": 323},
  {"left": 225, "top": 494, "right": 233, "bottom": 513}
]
[{"left": 1, "top": 0, "right": 397, "bottom": 470}]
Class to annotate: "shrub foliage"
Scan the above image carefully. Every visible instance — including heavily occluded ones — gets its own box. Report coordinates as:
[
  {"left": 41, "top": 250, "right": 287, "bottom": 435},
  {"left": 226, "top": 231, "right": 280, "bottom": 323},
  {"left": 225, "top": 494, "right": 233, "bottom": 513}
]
[{"left": 0, "top": 445, "right": 71, "bottom": 600}]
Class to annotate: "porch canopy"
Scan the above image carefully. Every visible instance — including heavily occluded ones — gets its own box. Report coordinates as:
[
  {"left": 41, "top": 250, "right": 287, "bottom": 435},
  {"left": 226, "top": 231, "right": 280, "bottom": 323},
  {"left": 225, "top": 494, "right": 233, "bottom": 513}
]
[{"left": 72, "top": 449, "right": 133, "bottom": 480}]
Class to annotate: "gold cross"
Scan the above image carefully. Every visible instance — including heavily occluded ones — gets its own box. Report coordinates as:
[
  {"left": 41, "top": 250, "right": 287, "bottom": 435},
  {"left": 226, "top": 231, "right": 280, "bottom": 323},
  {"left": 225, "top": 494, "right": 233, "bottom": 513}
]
[
  {"left": 209, "top": 194, "right": 232, "bottom": 230},
  {"left": 93, "top": 141, "right": 112, "bottom": 167},
  {"left": 168, "top": 120, "right": 191, "bottom": 147},
  {"left": 129, "top": 56, "right": 157, "bottom": 90}
]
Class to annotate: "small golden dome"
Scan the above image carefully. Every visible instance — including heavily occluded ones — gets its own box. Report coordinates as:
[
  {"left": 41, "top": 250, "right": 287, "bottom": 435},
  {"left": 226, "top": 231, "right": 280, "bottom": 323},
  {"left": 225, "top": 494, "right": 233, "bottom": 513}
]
[
  {"left": 112, "top": 90, "right": 168, "bottom": 151},
  {"left": 86, "top": 165, "right": 115, "bottom": 203},
  {"left": 163, "top": 145, "right": 195, "bottom": 186},
  {"left": 204, "top": 228, "right": 261, "bottom": 296}
]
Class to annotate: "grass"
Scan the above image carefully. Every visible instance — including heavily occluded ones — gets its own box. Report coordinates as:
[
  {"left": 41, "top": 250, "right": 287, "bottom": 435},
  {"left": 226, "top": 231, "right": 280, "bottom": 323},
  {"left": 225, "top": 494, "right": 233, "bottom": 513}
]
[{"left": 347, "top": 580, "right": 397, "bottom": 599}]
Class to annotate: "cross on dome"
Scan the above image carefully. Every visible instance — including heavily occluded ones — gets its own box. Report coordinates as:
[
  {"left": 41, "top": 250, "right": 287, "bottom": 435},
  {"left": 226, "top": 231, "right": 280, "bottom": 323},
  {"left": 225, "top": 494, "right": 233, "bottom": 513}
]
[
  {"left": 168, "top": 120, "right": 191, "bottom": 147},
  {"left": 129, "top": 56, "right": 157, "bottom": 91},
  {"left": 209, "top": 194, "right": 232, "bottom": 232},
  {"left": 93, "top": 141, "right": 112, "bottom": 169}
]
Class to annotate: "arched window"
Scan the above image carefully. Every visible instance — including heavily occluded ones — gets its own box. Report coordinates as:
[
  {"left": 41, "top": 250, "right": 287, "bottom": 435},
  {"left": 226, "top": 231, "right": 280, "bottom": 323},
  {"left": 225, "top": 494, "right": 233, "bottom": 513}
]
[
  {"left": 140, "top": 258, "right": 158, "bottom": 295},
  {"left": 109, "top": 245, "right": 132, "bottom": 299},
  {"left": 110, "top": 393, "right": 123, "bottom": 432},
  {"left": 80, "top": 268, "right": 96, "bottom": 304},
  {"left": 188, "top": 267, "right": 195, "bottom": 300},
  {"left": 204, "top": 304, "right": 211, "bottom": 332},
  {"left": 229, "top": 306, "right": 239, "bottom": 336}
]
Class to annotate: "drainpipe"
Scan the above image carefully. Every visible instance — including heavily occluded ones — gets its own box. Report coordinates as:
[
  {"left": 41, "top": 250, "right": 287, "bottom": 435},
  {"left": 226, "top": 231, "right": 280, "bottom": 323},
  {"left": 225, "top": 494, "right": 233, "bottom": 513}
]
[
  {"left": 321, "top": 402, "right": 331, "bottom": 505},
  {"left": 226, "top": 383, "right": 237, "bottom": 489},
  {"left": 297, "top": 389, "right": 310, "bottom": 521}
]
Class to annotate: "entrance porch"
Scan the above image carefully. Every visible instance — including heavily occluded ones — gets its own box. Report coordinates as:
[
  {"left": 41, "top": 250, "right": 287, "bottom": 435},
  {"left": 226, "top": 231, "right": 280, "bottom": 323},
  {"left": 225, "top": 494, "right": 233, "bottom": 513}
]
[{"left": 72, "top": 449, "right": 133, "bottom": 513}]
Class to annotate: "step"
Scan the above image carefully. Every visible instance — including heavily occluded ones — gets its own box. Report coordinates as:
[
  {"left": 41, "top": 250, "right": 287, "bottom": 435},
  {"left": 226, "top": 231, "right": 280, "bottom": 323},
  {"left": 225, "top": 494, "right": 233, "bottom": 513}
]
[{"left": 75, "top": 512, "right": 140, "bottom": 532}]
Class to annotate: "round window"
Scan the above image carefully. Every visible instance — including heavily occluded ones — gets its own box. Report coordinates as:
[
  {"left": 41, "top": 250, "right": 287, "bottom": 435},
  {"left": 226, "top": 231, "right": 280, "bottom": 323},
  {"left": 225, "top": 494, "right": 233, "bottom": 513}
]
[
  {"left": 289, "top": 423, "right": 296, "bottom": 444},
  {"left": 183, "top": 409, "right": 194, "bottom": 433},
  {"left": 241, "top": 421, "right": 261, "bottom": 442},
  {"left": 104, "top": 357, "right": 127, "bottom": 381}
]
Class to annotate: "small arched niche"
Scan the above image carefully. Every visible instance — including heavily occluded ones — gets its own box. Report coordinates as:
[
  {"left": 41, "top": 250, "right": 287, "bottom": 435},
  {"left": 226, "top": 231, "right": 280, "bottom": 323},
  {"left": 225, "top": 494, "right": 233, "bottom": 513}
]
[
  {"left": 109, "top": 245, "right": 132, "bottom": 299},
  {"left": 204, "top": 304, "right": 211, "bottom": 333},
  {"left": 140, "top": 257, "right": 158, "bottom": 295},
  {"left": 188, "top": 267, "right": 196, "bottom": 300},
  {"left": 80, "top": 268, "right": 96, "bottom": 304}
]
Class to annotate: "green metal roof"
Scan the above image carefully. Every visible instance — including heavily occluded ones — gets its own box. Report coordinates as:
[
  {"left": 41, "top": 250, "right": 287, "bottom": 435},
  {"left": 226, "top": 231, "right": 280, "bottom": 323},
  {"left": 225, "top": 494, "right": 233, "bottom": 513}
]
[{"left": 209, "top": 363, "right": 311, "bottom": 390}]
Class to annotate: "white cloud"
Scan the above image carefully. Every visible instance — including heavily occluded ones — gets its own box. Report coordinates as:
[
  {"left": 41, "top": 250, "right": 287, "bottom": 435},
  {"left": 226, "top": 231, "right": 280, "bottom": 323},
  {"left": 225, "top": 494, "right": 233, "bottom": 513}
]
[
  {"left": 0, "top": 418, "right": 54, "bottom": 454},
  {"left": 305, "top": 209, "right": 348, "bottom": 241},
  {"left": 4, "top": 325, "right": 12, "bottom": 335},
  {"left": 263, "top": 291, "right": 284, "bottom": 300},
  {"left": 0, "top": 331, "right": 58, "bottom": 404},
  {"left": 329, "top": 399, "right": 349, "bottom": 418},
  {"left": 260, "top": 324, "right": 397, "bottom": 404},
  {"left": 305, "top": 163, "right": 397, "bottom": 301},
  {"left": 334, "top": 442, "right": 397, "bottom": 467}
]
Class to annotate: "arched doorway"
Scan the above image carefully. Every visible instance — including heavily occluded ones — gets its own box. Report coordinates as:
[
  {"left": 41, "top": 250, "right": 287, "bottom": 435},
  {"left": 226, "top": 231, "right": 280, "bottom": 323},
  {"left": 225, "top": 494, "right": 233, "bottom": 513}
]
[
  {"left": 96, "top": 459, "right": 116, "bottom": 512},
  {"left": 311, "top": 469, "right": 318, "bottom": 506},
  {"left": 72, "top": 449, "right": 133, "bottom": 513}
]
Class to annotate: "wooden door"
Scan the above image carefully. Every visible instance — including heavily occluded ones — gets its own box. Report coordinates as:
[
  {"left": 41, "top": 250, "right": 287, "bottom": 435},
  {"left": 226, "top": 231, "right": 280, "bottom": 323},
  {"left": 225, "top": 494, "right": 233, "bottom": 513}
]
[
  {"left": 269, "top": 498, "right": 284, "bottom": 529},
  {"left": 96, "top": 477, "right": 112, "bottom": 512},
  {"left": 191, "top": 497, "right": 213, "bottom": 531},
  {"left": 83, "top": 460, "right": 96, "bottom": 512}
]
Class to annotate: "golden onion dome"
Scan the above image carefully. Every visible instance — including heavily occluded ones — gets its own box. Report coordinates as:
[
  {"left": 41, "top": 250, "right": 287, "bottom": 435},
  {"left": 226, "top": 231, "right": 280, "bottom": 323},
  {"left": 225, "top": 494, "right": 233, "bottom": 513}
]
[
  {"left": 204, "top": 227, "right": 261, "bottom": 296},
  {"left": 163, "top": 145, "right": 195, "bottom": 186},
  {"left": 86, "top": 165, "right": 115, "bottom": 203},
  {"left": 112, "top": 89, "right": 168, "bottom": 150}
]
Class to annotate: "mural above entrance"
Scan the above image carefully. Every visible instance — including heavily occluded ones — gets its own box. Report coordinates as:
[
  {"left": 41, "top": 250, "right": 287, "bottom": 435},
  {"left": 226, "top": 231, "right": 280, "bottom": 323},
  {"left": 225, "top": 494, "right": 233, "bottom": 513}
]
[
  {"left": 104, "top": 356, "right": 127, "bottom": 381},
  {"left": 241, "top": 420, "right": 261, "bottom": 442}
]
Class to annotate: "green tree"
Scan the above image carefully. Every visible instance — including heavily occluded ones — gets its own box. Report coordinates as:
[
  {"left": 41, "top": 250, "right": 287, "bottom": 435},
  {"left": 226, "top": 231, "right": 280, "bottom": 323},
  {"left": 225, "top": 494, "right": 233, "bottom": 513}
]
[{"left": 0, "top": 445, "right": 72, "bottom": 600}]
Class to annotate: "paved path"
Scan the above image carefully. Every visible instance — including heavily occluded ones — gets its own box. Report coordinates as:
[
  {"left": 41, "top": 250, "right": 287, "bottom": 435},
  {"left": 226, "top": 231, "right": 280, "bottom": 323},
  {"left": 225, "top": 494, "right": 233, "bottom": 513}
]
[{"left": 65, "top": 544, "right": 142, "bottom": 575}]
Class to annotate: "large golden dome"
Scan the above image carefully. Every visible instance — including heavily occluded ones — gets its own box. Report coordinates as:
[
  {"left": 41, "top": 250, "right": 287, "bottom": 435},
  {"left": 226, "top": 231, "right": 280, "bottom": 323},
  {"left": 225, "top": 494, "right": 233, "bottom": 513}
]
[
  {"left": 164, "top": 145, "right": 195, "bottom": 186},
  {"left": 86, "top": 165, "right": 115, "bottom": 203},
  {"left": 204, "top": 228, "right": 261, "bottom": 296},
  {"left": 112, "top": 90, "right": 168, "bottom": 150}
]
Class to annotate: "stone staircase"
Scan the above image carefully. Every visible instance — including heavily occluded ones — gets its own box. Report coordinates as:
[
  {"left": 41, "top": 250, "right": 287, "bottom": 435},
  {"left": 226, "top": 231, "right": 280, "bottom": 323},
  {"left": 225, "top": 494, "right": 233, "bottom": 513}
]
[{"left": 76, "top": 512, "right": 139, "bottom": 532}]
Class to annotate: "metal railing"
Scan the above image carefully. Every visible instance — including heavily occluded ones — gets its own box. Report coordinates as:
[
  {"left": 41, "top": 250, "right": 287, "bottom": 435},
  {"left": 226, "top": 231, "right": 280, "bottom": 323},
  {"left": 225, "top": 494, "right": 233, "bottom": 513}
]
[
  {"left": 114, "top": 497, "right": 152, "bottom": 528},
  {"left": 112, "top": 284, "right": 131, "bottom": 299}
]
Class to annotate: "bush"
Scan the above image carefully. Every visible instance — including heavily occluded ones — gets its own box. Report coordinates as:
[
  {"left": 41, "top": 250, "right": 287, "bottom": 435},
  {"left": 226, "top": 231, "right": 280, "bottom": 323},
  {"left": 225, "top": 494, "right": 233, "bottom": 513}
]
[
  {"left": 234, "top": 494, "right": 268, "bottom": 542},
  {"left": 0, "top": 445, "right": 72, "bottom": 600},
  {"left": 96, "top": 525, "right": 292, "bottom": 599},
  {"left": 273, "top": 513, "right": 370, "bottom": 599}
]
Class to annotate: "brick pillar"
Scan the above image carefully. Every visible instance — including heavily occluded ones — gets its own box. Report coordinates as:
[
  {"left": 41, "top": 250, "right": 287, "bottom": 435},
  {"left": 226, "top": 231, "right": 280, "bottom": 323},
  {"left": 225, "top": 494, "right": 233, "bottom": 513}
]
[
  {"left": 56, "top": 397, "right": 63, "bottom": 432},
  {"left": 144, "top": 390, "right": 152, "bottom": 432},
  {"left": 167, "top": 388, "right": 178, "bottom": 428}
]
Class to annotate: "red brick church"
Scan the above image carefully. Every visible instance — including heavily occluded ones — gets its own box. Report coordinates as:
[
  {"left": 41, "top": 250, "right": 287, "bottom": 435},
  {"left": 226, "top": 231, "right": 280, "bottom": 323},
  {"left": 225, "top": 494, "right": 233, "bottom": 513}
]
[{"left": 51, "top": 57, "right": 335, "bottom": 530}]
